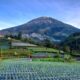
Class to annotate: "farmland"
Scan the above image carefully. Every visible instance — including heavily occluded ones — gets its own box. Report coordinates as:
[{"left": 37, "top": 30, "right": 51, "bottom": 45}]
[
  {"left": 0, "top": 47, "right": 62, "bottom": 58},
  {"left": 0, "top": 59, "right": 80, "bottom": 80},
  {"left": 27, "top": 47, "right": 60, "bottom": 53},
  {"left": 0, "top": 39, "right": 80, "bottom": 79}
]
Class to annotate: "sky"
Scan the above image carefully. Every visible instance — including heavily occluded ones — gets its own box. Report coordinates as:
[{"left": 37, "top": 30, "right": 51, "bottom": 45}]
[{"left": 0, "top": 0, "right": 80, "bottom": 30}]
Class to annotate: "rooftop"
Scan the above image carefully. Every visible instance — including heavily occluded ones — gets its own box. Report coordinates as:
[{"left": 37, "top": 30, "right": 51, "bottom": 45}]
[{"left": 11, "top": 41, "right": 37, "bottom": 47}]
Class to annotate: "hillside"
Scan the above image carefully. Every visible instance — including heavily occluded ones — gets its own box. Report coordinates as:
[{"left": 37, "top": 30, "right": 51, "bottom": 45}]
[
  {"left": 62, "top": 32, "right": 80, "bottom": 52},
  {"left": 0, "top": 17, "right": 80, "bottom": 42}
]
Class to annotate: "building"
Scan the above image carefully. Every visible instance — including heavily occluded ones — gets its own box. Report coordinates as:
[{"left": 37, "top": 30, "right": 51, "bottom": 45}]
[{"left": 11, "top": 41, "right": 37, "bottom": 48}]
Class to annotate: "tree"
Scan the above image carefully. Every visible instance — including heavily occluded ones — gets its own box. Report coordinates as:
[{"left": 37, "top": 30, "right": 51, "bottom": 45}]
[
  {"left": 43, "top": 39, "right": 53, "bottom": 48},
  {"left": 17, "top": 32, "right": 22, "bottom": 40},
  {"left": 63, "top": 45, "right": 70, "bottom": 52}
]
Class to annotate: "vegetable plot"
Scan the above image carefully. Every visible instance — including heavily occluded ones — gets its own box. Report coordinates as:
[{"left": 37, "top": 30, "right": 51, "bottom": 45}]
[{"left": 0, "top": 59, "right": 80, "bottom": 80}]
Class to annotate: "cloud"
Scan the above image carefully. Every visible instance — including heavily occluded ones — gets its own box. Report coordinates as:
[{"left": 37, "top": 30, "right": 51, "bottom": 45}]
[{"left": 66, "top": 19, "right": 80, "bottom": 29}]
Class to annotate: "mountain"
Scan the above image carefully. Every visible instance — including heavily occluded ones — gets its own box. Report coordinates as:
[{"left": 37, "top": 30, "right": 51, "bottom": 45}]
[
  {"left": 0, "top": 17, "right": 80, "bottom": 42},
  {"left": 62, "top": 32, "right": 80, "bottom": 51}
]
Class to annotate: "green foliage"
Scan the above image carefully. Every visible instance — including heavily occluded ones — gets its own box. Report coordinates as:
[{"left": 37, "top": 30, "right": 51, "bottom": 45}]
[
  {"left": 32, "top": 58, "right": 64, "bottom": 62},
  {"left": 0, "top": 49, "right": 32, "bottom": 58},
  {"left": 27, "top": 47, "right": 59, "bottom": 53},
  {"left": 21, "top": 38, "right": 36, "bottom": 44},
  {"left": 64, "top": 54, "right": 75, "bottom": 62},
  {"left": 65, "top": 32, "right": 80, "bottom": 50},
  {"left": 42, "top": 39, "right": 54, "bottom": 48},
  {"left": 17, "top": 32, "right": 22, "bottom": 40}
]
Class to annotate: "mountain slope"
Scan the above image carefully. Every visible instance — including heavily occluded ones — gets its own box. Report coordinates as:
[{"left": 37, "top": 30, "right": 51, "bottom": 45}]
[
  {"left": 0, "top": 17, "right": 80, "bottom": 42},
  {"left": 62, "top": 32, "right": 80, "bottom": 50}
]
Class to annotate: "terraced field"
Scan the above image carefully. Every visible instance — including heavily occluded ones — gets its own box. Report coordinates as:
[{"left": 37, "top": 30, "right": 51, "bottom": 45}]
[
  {"left": 0, "top": 58, "right": 80, "bottom": 80},
  {"left": 27, "top": 47, "right": 61, "bottom": 53},
  {"left": 0, "top": 48, "right": 63, "bottom": 58}
]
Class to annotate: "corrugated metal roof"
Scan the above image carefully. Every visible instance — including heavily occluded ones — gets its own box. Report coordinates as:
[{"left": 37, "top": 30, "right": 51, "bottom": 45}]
[{"left": 12, "top": 42, "right": 37, "bottom": 47}]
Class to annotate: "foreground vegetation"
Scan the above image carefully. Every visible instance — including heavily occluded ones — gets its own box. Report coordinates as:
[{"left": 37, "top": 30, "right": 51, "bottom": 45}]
[{"left": 0, "top": 59, "right": 80, "bottom": 80}]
